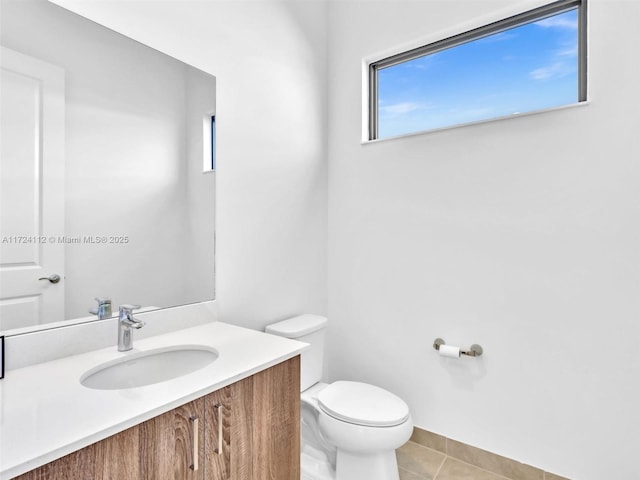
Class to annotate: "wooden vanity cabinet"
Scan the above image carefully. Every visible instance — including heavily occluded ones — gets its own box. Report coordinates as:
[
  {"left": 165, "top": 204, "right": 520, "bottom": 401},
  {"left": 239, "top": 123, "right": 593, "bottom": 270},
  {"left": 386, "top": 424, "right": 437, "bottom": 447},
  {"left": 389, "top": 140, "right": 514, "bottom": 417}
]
[
  {"left": 229, "top": 355, "right": 301, "bottom": 480},
  {"left": 14, "top": 356, "right": 300, "bottom": 480}
]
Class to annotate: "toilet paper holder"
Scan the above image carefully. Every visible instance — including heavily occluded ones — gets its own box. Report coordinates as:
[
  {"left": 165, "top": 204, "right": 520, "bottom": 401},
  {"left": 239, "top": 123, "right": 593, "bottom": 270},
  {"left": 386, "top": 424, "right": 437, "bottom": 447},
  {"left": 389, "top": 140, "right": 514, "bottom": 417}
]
[{"left": 433, "top": 338, "right": 483, "bottom": 357}]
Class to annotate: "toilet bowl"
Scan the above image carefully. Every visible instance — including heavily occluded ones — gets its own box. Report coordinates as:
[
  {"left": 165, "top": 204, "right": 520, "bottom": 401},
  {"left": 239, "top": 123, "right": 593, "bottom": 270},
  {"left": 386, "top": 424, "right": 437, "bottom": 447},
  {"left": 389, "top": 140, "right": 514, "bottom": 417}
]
[{"left": 266, "top": 315, "right": 413, "bottom": 480}]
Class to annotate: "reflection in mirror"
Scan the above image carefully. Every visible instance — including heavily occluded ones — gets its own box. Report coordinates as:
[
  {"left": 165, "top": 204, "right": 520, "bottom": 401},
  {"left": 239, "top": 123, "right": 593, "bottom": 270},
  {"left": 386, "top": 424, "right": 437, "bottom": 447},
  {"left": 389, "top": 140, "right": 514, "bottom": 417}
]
[{"left": 0, "top": 0, "right": 216, "bottom": 335}]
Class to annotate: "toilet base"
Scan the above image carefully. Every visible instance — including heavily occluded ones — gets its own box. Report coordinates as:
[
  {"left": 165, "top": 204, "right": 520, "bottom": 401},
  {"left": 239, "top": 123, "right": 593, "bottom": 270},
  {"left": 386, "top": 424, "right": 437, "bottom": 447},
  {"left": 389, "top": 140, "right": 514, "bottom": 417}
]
[
  {"left": 335, "top": 449, "right": 399, "bottom": 480},
  {"left": 301, "top": 444, "right": 335, "bottom": 480}
]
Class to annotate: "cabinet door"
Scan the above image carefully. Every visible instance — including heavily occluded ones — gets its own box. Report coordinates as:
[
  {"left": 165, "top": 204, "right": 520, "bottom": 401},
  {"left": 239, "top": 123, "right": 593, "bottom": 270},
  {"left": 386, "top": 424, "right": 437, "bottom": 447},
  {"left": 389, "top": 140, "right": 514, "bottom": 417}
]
[
  {"left": 140, "top": 398, "right": 204, "bottom": 480},
  {"left": 232, "top": 356, "right": 301, "bottom": 480},
  {"left": 15, "top": 399, "right": 204, "bottom": 480},
  {"left": 14, "top": 423, "right": 143, "bottom": 480},
  {"left": 14, "top": 438, "right": 106, "bottom": 480},
  {"left": 204, "top": 386, "right": 231, "bottom": 479}
]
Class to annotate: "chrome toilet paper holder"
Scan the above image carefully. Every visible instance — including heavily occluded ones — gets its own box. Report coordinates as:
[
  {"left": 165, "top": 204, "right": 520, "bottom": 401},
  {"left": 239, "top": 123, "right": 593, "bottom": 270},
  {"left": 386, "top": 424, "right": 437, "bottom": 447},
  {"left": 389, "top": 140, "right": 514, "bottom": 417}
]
[{"left": 433, "top": 338, "right": 483, "bottom": 357}]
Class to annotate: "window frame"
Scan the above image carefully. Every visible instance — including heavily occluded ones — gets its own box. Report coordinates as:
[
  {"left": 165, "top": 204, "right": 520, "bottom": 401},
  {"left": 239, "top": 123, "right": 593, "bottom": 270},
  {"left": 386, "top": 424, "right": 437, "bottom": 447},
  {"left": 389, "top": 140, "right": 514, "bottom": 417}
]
[
  {"left": 367, "top": 0, "right": 587, "bottom": 141},
  {"left": 210, "top": 115, "right": 216, "bottom": 171},
  {"left": 202, "top": 113, "right": 216, "bottom": 173}
]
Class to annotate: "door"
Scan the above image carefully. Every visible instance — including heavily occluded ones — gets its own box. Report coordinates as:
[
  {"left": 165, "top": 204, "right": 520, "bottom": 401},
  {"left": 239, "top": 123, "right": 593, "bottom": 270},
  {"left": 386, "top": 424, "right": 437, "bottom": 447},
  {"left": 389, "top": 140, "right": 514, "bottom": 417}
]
[{"left": 0, "top": 46, "right": 65, "bottom": 330}]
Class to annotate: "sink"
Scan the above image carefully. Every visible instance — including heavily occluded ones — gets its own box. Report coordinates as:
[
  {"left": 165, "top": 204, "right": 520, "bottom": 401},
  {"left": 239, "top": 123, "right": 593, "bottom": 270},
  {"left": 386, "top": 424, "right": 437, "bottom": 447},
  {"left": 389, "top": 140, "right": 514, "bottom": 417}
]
[{"left": 80, "top": 345, "right": 218, "bottom": 390}]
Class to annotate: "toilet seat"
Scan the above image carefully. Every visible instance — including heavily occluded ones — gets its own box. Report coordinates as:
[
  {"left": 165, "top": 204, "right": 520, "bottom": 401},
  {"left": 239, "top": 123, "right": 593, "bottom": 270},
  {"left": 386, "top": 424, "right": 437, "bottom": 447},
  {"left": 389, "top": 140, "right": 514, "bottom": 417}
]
[{"left": 317, "top": 381, "right": 410, "bottom": 427}]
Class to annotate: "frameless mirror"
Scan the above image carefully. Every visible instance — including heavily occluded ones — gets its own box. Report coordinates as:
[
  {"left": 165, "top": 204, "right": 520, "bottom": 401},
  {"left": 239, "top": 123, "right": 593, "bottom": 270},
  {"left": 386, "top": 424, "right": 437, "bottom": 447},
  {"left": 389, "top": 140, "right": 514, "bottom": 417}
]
[{"left": 0, "top": 0, "right": 216, "bottom": 335}]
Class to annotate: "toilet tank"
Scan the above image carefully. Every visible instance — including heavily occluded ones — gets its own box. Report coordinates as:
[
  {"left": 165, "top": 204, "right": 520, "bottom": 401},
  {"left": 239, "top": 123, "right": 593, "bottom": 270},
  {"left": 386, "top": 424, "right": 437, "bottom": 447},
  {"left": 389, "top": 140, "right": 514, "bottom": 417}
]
[{"left": 265, "top": 314, "right": 327, "bottom": 392}]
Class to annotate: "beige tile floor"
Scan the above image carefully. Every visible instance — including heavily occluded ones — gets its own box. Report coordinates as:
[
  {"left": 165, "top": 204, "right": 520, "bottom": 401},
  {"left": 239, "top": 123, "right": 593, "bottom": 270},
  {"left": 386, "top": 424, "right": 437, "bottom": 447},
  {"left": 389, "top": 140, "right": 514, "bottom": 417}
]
[{"left": 396, "top": 440, "right": 568, "bottom": 480}]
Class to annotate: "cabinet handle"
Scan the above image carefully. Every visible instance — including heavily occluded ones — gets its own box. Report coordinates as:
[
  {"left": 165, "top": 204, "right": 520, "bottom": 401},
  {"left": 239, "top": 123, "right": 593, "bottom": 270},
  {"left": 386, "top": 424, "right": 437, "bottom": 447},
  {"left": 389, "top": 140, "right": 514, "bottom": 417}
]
[
  {"left": 190, "top": 415, "right": 199, "bottom": 471},
  {"left": 214, "top": 403, "right": 223, "bottom": 454}
]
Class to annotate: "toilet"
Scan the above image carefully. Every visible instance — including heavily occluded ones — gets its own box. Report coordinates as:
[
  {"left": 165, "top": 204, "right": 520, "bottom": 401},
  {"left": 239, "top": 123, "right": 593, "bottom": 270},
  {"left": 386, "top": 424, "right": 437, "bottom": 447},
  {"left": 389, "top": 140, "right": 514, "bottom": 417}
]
[{"left": 265, "top": 314, "right": 413, "bottom": 480}]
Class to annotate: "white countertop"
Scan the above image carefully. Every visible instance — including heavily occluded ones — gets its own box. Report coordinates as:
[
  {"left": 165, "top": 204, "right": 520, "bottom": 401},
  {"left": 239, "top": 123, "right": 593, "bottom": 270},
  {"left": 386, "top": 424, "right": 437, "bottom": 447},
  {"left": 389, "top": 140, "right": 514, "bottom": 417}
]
[{"left": 0, "top": 321, "right": 307, "bottom": 479}]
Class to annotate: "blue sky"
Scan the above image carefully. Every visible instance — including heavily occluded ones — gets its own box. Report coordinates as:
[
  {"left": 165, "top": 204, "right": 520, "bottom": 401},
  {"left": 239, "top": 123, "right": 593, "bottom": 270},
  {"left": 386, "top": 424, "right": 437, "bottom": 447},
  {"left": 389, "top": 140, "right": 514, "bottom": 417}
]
[{"left": 377, "top": 9, "right": 579, "bottom": 138}]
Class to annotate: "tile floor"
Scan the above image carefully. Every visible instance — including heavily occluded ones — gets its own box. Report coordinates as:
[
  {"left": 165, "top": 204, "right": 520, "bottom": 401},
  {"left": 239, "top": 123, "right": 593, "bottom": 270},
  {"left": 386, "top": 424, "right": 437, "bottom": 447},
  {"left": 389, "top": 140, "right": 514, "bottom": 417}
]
[
  {"left": 396, "top": 431, "right": 570, "bottom": 480},
  {"left": 397, "top": 441, "right": 521, "bottom": 480}
]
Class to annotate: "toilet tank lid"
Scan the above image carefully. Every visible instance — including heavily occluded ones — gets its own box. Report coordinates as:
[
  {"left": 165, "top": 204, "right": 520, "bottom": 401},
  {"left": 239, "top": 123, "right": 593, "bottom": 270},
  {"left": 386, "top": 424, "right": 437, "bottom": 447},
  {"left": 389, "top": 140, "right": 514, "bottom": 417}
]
[{"left": 265, "top": 314, "right": 327, "bottom": 338}]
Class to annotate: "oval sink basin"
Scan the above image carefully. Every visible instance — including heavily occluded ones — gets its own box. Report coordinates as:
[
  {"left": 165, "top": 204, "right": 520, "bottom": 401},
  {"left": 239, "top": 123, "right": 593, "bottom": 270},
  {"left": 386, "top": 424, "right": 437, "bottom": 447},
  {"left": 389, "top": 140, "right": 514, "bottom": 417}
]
[{"left": 80, "top": 345, "right": 218, "bottom": 390}]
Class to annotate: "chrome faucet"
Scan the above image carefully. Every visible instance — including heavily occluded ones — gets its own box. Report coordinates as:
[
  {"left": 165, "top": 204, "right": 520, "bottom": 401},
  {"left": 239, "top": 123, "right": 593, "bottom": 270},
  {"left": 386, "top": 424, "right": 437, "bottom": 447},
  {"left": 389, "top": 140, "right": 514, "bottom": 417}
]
[
  {"left": 117, "top": 304, "right": 145, "bottom": 351},
  {"left": 89, "top": 297, "right": 112, "bottom": 319}
]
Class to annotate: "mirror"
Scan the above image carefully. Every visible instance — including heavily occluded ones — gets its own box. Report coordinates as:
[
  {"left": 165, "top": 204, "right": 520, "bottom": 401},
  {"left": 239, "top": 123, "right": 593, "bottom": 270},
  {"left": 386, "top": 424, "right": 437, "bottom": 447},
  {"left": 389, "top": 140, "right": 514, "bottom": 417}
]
[{"left": 0, "top": 0, "right": 216, "bottom": 335}]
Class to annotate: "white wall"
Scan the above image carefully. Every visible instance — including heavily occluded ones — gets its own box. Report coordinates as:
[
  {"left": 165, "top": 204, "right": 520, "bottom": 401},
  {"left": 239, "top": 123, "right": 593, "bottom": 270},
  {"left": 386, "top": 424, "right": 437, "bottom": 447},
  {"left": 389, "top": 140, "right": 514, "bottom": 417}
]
[
  {"left": 21, "top": 0, "right": 640, "bottom": 477},
  {"left": 1, "top": 0, "right": 215, "bottom": 320},
  {"left": 327, "top": 1, "right": 640, "bottom": 479},
  {"left": 50, "top": 0, "right": 329, "bottom": 328}
]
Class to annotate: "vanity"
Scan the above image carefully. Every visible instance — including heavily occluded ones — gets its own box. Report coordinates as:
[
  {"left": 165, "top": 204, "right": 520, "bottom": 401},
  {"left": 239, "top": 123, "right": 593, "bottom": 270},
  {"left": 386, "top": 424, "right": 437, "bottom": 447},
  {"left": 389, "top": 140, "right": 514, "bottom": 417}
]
[{"left": 0, "top": 316, "right": 307, "bottom": 480}]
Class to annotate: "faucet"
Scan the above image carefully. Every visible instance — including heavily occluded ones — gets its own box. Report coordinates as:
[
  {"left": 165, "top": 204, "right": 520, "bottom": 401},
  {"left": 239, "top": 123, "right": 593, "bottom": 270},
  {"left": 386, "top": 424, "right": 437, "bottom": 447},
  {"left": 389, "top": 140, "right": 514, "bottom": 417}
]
[
  {"left": 89, "top": 297, "right": 112, "bottom": 319},
  {"left": 117, "top": 304, "right": 145, "bottom": 351}
]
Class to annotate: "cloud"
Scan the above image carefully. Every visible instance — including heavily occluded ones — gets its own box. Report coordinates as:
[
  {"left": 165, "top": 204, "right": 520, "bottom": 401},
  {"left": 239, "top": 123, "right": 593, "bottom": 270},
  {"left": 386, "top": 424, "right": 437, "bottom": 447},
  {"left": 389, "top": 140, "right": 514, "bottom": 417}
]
[
  {"left": 556, "top": 45, "right": 578, "bottom": 57},
  {"left": 379, "top": 102, "right": 423, "bottom": 115},
  {"left": 530, "top": 61, "right": 572, "bottom": 80},
  {"left": 534, "top": 16, "right": 578, "bottom": 30}
]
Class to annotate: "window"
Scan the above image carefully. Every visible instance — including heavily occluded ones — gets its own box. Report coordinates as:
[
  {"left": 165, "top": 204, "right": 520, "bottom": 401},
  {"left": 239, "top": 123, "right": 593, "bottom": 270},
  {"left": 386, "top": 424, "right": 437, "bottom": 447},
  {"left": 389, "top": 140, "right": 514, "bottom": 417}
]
[
  {"left": 368, "top": 0, "right": 587, "bottom": 140},
  {"left": 203, "top": 114, "right": 216, "bottom": 172},
  {"left": 210, "top": 115, "right": 216, "bottom": 171}
]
